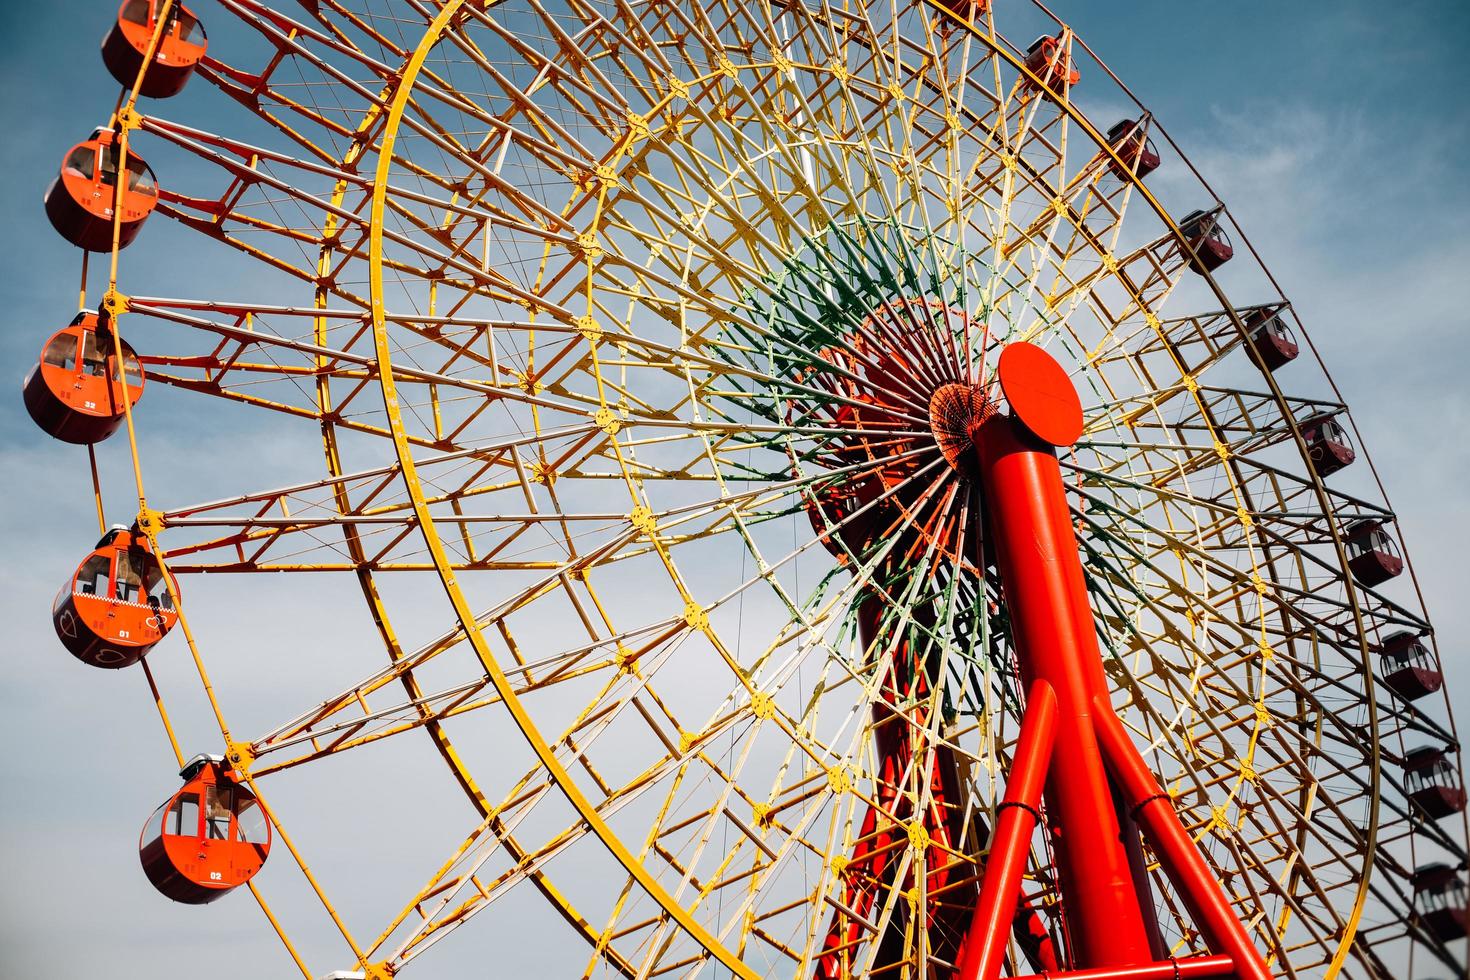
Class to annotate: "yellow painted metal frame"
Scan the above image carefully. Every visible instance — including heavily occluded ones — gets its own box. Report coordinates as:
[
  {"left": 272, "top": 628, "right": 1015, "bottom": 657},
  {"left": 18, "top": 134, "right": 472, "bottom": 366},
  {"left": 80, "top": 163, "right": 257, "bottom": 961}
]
[
  {"left": 364, "top": 3, "right": 758, "bottom": 976},
  {"left": 65, "top": 0, "right": 1444, "bottom": 974}
]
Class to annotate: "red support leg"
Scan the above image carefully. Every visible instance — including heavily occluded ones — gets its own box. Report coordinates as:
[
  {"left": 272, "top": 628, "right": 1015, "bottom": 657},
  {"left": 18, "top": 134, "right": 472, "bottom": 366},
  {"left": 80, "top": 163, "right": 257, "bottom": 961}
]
[
  {"left": 814, "top": 597, "right": 963, "bottom": 978},
  {"left": 1009, "top": 903, "right": 1061, "bottom": 974},
  {"left": 813, "top": 340, "right": 1271, "bottom": 979},
  {"left": 955, "top": 680, "right": 1058, "bottom": 980},
  {"left": 815, "top": 736, "right": 906, "bottom": 979},
  {"left": 1092, "top": 700, "right": 1272, "bottom": 980}
]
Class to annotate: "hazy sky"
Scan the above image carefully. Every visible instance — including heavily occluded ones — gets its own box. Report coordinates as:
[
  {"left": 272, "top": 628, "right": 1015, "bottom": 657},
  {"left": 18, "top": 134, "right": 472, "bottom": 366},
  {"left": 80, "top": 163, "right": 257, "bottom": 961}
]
[{"left": 2, "top": 2, "right": 1468, "bottom": 977}]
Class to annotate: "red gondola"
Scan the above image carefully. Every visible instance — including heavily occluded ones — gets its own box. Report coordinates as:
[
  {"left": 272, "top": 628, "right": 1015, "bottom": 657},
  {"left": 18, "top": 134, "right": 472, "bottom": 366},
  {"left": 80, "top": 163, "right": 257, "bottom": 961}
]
[
  {"left": 1380, "top": 631, "right": 1444, "bottom": 701},
  {"left": 1022, "top": 34, "right": 1079, "bottom": 96},
  {"left": 52, "top": 526, "right": 177, "bottom": 669},
  {"left": 102, "top": 1, "right": 207, "bottom": 98},
  {"left": 22, "top": 312, "right": 144, "bottom": 444},
  {"left": 1403, "top": 747, "right": 1468, "bottom": 821},
  {"left": 139, "top": 755, "right": 271, "bottom": 904},
  {"left": 935, "top": 0, "right": 989, "bottom": 21},
  {"left": 1301, "top": 416, "right": 1355, "bottom": 478},
  {"left": 44, "top": 128, "right": 159, "bottom": 252},
  {"left": 1242, "top": 306, "right": 1299, "bottom": 372},
  {"left": 1344, "top": 518, "right": 1404, "bottom": 588},
  {"left": 1105, "top": 119, "right": 1160, "bottom": 180},
  {"left": 1178, "top": 208, "right": 1234, "bottom": 275},
  {"left": 1414, "top": 863, "right": 1469, "bottom": 942}
]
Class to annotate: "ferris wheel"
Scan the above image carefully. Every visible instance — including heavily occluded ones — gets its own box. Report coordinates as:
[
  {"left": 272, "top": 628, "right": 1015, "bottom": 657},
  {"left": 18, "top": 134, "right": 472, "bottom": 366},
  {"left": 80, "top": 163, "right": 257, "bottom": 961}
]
[{"left": 25, "top": 0, "right": 1470, "bottom": 977}]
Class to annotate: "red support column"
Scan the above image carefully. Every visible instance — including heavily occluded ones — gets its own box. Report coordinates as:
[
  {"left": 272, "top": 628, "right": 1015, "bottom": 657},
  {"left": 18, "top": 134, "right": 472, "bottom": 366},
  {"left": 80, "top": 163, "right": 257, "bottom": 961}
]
[
  {"left": 970, "top": 411, "right": 1156, "bottom": 969},
  {"left": 953, "top": 341, "right": 1271, "bottom": 980},
  {"left": 955, "top": 680, "right": 1059, "bottom": 980},
  {"left": 1092, "top": 700, "right": 1272, "bottom": 980},
  {"left": 813, "top": 338, "right": 1271, "bottom": 979},
  {"left": 814, "top": 596, "right": 971, "bottom": 978},
  {"left": 815, "top": 582, "right": 1061, "bottom": 979}
]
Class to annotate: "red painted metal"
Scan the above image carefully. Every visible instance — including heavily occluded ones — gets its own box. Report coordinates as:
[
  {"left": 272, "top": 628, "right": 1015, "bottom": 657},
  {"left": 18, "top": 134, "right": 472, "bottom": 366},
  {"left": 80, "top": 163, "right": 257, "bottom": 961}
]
[
  {"left": 1091, "top": 703, "right": 1270, "bottom": 980},
  {"left": 815, "top": 598, "right": 1006, "bottom": 978},
  {"left": 1105, "top": 119, "right": 1161, "bottom": 181},
  {"left": 810, "top": 333, "right": 1269, "bottom": 977},
  {"left": 53, "top": 525, "right": 178, "bottom": 668},
  {"left": 969, "top": 410, "right": 1156, "bottom": 969},
  {"left": 814, "top": 598, "right": 965, "bottom": 976},
  {"left": 102, "top": 0, "right": 208, "bottom": 99},
  {"left": 139, "top": 755, "right": 270, "bottom": 903},
  {"left": 1178, "top": 210, "right": 1234, "bottom": 275},
  {"left": 1023, "top": 35, "right": 1080, "bottom": 95},
  {"left": 1379, "top": 631, "right": 1442, "bottom": 701},
  {"left": 1011, "top": 953, "right": 1236, "bottom": 980},
  {"left": 809, "top": 329, "right": 1059, "bottom": 975},
  {"left": 44, "top": 128, "right": 159, "bottom": 252},
  {"left": 955, "top": 680, "right": 1058, "bottom": 980},
  {"left": 957, "top": 351, "right": 1272, "bottom": 979},
  {"left": 997, "top": 343, "right": 1084, "bottom": 448},
  {"left": 23, "top": 312, "right": 145, "bottom": 445}
]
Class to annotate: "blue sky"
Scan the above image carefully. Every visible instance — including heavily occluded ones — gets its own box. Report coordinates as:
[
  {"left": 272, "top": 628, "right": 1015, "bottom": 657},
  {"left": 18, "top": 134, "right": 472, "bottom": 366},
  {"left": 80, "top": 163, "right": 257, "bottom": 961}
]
[{"left": 2, "top": 2, "right": 1468, "bottom": 977}]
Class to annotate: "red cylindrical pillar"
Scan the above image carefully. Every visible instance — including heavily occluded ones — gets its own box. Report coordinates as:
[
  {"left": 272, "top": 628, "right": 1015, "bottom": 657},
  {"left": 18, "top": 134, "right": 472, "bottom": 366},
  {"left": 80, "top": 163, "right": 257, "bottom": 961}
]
[
  {"left": 1092, "top": 699, "right": 1272, "bottom": 980},
  {"left": 956, "top": 680, "right": 1058, "bottom": 980},
  {"left": 971, "top": 412, "right": 1155, "bottom": 968}
]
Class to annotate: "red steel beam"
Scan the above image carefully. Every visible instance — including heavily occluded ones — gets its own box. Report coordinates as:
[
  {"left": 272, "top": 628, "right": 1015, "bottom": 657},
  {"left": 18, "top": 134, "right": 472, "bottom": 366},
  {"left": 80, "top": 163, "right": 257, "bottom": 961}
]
[
  {"left": 955, "top": 680, "right": 1059, "bottom": 980},
  {"left": 1092, "top": 702, "right": 1271, "bottom": 980},
  {"left": 1011, "top": 953, "right": 1237, "bottom": 980}
]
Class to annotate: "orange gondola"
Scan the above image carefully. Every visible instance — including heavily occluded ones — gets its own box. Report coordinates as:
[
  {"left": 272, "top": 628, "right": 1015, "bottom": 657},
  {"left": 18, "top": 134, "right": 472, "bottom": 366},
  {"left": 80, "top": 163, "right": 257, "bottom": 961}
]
[
  {"left": 102, "top": 1, "right": 207, "bottom": 98},
  {"left": 23, "top": 313, "right": 144, "bottom": 444},
  {"left": 44, "top": 128, "right": 159, "bottom": 252},
  {"left": 1022, "top": 34, "right": 1079, "bottom": 96},
  {"left": 52, "top": 526, "right": 177, "bottom": 669},
  {"left": 139, "top": 755, "right": 271, "bottom": 904}
]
